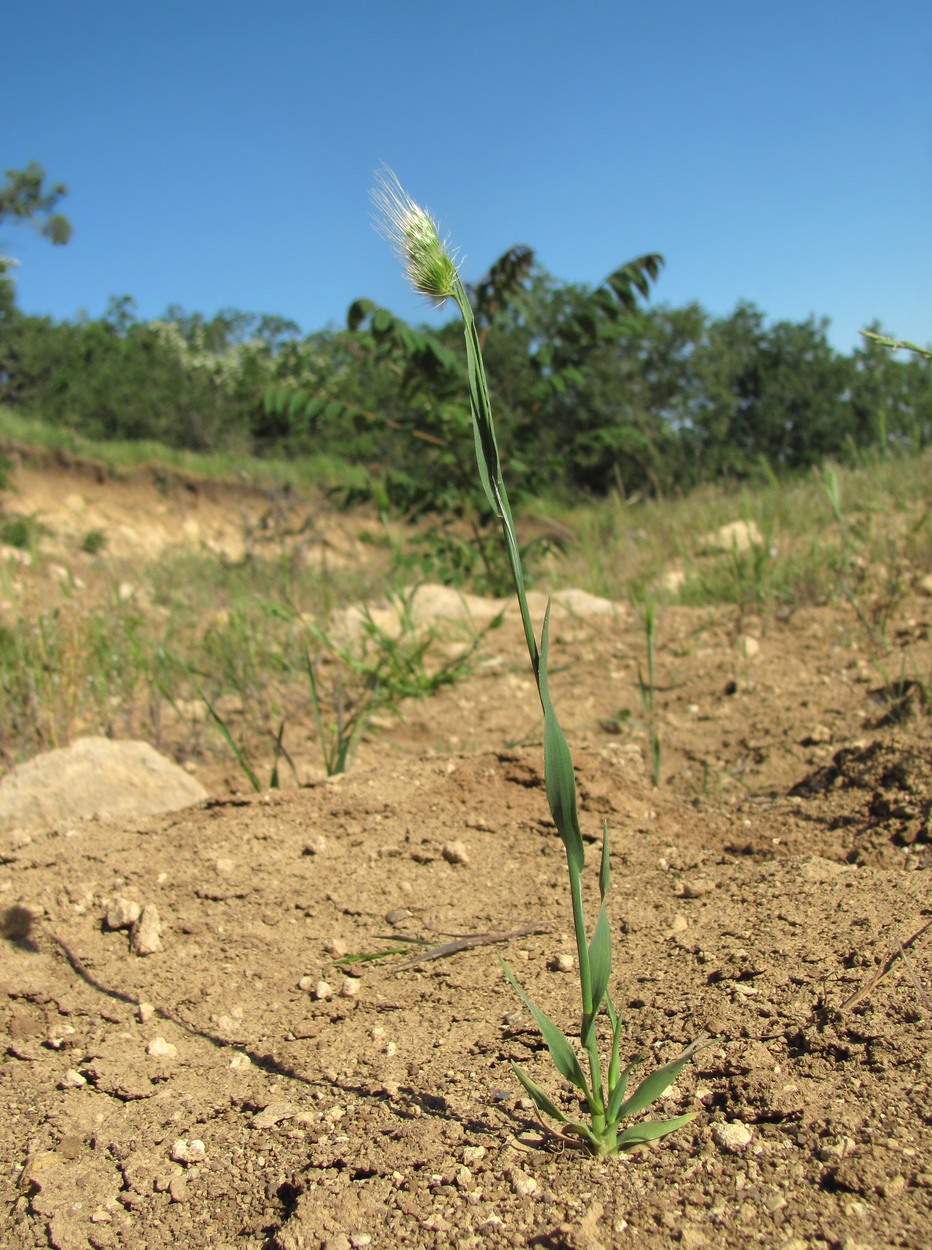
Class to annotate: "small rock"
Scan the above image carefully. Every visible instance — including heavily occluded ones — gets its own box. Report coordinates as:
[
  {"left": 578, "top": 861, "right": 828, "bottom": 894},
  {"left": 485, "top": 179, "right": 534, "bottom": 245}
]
[
  {"left": 230, "top": 1052, "right": 252, "bottom": 1070},
  {"left": 550, "top": 954, "right": 574, "bottom": 973},
  {"left": 349, "top": 1236, "right": 372, "bottom": 1248},
  {"left": 322, "top": 1236, "right": 352, "bottom": 1250},
  {"left": 339, "top": 977, "right": 359, "bottom": 999},
  {"left": 297, "top": 975, "right": 315, "bottom": 992},
  {"left": 169, "top": 1175, "right": 188, "bottom": 1203},
  {"left": 680, "top": 878, "right": 713, "bottom": 899},
  {"left": 738, "top": 635, "right": 761, "bottom": 659},
  {"left": 147, "top": 1037, "right": 177, "bottom": 1058},
  {"left": 324, "top": 937, "right": 348, "bottom": 957},
  {"left": 130, "top": 904, "right": 162, "bottom": 956},
  {"left": 59, "top": 1068, "right": 87, "bottom": 1088},
  {"left": 463, "top": 1145, "right": 486, "bottom": 1165},
  {"left": 105, "top": 896, "right": 142, "bottom": 930},
  {"left": 215, "top": 857, "right": 235, "bottom": 875},
  {"left": 313, "top": 981, "right": 333, "bottom": 1001},
  {"left": 800, "top": 856, "right": 849, "bottom": 881},
  {"left": 170, "top": 1138, "right": 206, "bottom": 1165},
  {"left": 442, "top": 840, "right": 470, "bottom": 866},
  {"left": 137, "top": 1002, "right": 155, "bottom": 1024},
  {"left": 819, "top": 1135, "right": 857, "bottom": 1162},
  {"left": 711, "top": 1120, "right": 753, "bottom": 1154},
  {"left": 385, "top": 907, "right": 411, "bottom": 925},
  {"left": 510, "top": 1169, "right": 538, "bottom": 1197},
  {"left": 251, "top": 1101, "right": 300, "bottom": 1129},
  {"left": 704, "top": 520, "right": 764, "bottom": 554},
  {"left": 303, "top": 836, "right": 326, "bottom": 855}
]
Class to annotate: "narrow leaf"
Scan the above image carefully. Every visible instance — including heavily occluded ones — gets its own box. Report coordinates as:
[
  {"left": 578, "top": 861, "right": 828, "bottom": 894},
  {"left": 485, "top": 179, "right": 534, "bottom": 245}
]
[
  {"left": 509, "top": 1062, "right": 567, "bottom": 1124},
  {"left": 614, "top": 1034, "right": 707, "bottom": 1121},
  {"left": 587, "top": 904, "right": 612, "bottom": 1020},
  {"left": 539, "top": 603, "right": 585, "bottom": 872},
  {"left": 615, "top": 1112, "right": 697, "bottom": 1150},
  {"left": 200, "top": 687, "right": 260, "bottom": 793},
  {"left": 500, "top": 958, "right": 591, "bottom": 1099},
  {"left": 599, "top": 821, "right": 611, "bottom": 901},
  {"left": 605, "top": 1055, "right": 644, "bottom": 1124},
  {"left": 605, "top": 993, "right": 622, "bottom": 1093}
]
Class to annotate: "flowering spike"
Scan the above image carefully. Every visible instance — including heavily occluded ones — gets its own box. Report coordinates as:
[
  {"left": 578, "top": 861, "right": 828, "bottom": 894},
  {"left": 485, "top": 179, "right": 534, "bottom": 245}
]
[{"left": 371, "top": 167, "right": 459, "bottom": 304}]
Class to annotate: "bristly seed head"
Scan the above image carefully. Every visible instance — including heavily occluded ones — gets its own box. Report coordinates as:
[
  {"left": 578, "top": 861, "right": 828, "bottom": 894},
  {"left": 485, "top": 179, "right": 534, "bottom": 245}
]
[{"left": 371, "top": 166, "right": 459, "bottom": 304}]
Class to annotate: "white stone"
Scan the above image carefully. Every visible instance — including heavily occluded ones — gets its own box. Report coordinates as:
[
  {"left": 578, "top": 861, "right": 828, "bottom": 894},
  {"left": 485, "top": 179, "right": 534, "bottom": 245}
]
[
  {"left": 711, "top": 1120, "right": 753, "bottom": 1153},
  {"left": 147, "top": 1037, "right": 177, "bottom": 1058},
  {"left": 171, "top": 1138, "right": 206, "bottom": 1165}
]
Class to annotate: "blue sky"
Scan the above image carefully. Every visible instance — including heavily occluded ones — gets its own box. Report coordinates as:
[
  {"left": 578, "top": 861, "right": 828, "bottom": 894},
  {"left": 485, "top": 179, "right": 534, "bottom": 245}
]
[{"left": 3, "top": 0, "right": 931, "bottom": 352}]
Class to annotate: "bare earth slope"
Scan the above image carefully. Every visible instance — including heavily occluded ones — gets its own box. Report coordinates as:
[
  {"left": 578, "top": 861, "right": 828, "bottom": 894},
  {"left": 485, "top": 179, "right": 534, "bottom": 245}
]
[{"left": 1, "top": 458, "right": 930, "bottom": 1250}]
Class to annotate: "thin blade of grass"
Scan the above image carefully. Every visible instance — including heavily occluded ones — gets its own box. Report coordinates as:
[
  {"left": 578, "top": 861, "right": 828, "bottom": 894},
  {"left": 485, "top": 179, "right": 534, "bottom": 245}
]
[
  {"left": 614, "top": 1034, "right": 708, "bottom": 1120},
  {"left": 539, "top": 602, "right": 585, "bottom": 873},
  {"left": 500, "top": 957, "right": 591, "bottom": 1099},
  {"left": 615, "top": 1112, "right": 698, "bottom": 1150},
  {"left": 587, "top": 903, "right": 612, "bottom": 1023},
  {"left": 605, "top": 1055, "right": 644, "bottom": 1124},
  {"left": 199, "top": 687, "right": 261, "bottom": 793}
]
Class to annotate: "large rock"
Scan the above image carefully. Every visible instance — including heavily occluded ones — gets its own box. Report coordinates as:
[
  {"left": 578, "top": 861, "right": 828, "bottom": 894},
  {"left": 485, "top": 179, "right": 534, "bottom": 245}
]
[
  {"left": 335, "top": 583, "right": 625, "bottom": 638},
  {"left": 0, "top": 737, "right": 208, "bottom": 832}
]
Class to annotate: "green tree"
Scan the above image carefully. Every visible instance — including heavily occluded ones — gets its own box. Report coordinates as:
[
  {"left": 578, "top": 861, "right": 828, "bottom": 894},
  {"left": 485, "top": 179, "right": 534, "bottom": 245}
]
[{"left": 0, "top": 162, "right": 72, "bottom": 265}]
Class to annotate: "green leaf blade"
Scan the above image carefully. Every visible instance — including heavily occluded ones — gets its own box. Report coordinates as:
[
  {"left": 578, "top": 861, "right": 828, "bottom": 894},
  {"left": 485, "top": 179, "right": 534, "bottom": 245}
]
[
  {"left": 539, "top": 603, "right": 585, "bottom": 873},
  {"left": 500, "top": 958, "right": 591, "bottom": 1100},
  {"left": 587, "top": 904, "right": 612, "bottom": 1020},
  {"left": 615, "top": 1112, "right": 697, "bottom": 1150}
]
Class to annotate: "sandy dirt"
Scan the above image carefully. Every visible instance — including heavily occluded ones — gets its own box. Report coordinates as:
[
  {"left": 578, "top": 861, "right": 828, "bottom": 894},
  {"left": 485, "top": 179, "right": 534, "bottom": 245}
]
[{"left": 1, "top": 457, "right": 931, "bottom": 1249}]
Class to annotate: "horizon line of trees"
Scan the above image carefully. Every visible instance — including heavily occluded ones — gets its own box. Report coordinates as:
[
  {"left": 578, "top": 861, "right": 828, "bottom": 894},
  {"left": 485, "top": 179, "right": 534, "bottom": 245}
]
[{"left": 1, "top": 161, "right": 930, "bottom": 510}]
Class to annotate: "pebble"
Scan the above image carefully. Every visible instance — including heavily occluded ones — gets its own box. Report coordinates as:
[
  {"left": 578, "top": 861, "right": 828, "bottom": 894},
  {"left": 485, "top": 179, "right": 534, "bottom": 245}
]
[
  {"left": 130, "top": 904, "right": 162, "bottom": 956},
  {"left": 105, "top": 896, "right": 142, "bottom": 930},
  {"left": 680, "top": 878, "right": 713, "bottom": 898},
  {"left": 712, "top": 1120, "right": 753, "bottom": 1154},
  {"left": 313, "top": 981, "right": 333, "bottom": 1001},
  {"left": 147, "top": 1037, "right": 177, "bottom": 1058},
  {"left": 169, "top": 1175, "right": 188, "bottom": 1203},
  {"left": 303, "top": 836, "right": 327, "bottom": 855},
  {"left": 385, "top": 908, "right": 411, "bottom": 925},
  {"left": 137, "top": 1002, "right": 155, "bottom": 1023},
  {"left": 171, "top": 1138, "right": 206, "bottom": 1165},
  {"left": 324, "top": 937, "right": 348, "bottom": 957},
  {"left": 59, "top": 1068, "right": 87, "bottom": 1088},
  {"left": 550, "top": 954, "right": 574, "bottom": 973},
  {"left": 510, "top": 1169, "right": 538, "bottom": 1197},
  {"left": 251, "top": 1101, "right": 300, "bottom": 1129},
  {"left": 339, "top": 977, "right": 359, "bottom": 999},
  {"left": 441, "top": 840, "right": 470, "bottom": 866},
  {"left": 297, "top": 976, "right": 315, "bottom": 992},
  {"left": 349, "top": 1236, "right": 372, "bottom": 1248},
  {"left": 819, "top": 1135, "right": 857, "bottom": 1161}
]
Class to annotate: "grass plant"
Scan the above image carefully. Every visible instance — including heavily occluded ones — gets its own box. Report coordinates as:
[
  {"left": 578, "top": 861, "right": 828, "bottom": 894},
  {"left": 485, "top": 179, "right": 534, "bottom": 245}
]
[
  {"left": 374, "top": 168, "right": 704, "bottom": 1155},
  {"left": 636, "top": 598, "right": 662, "bottom": 787}
]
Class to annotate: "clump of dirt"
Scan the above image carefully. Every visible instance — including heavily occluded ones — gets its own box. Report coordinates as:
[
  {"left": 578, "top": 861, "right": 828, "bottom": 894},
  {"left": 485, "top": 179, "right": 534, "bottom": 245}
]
[{"left": 1, "top": 456, "right": 931, "bottom": 1249}]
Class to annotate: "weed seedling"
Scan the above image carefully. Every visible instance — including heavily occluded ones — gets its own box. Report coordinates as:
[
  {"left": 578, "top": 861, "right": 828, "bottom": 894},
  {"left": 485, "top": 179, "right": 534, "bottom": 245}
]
[{"left": 374, "top": 168, "right": 703, "bottom": 1156}]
